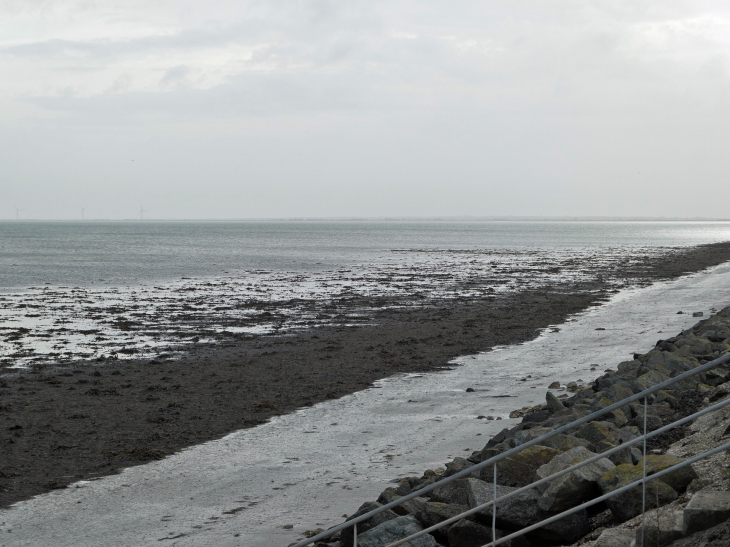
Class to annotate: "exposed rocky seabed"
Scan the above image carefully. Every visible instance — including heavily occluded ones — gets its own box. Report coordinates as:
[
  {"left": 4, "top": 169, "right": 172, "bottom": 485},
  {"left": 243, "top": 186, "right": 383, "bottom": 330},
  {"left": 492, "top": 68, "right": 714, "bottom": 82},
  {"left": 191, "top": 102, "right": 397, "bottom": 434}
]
[
  {"left": 0, "top": 244, "right": 722, "bottom": 370},
  {"left": 4, "top": 243, "right": 730, "bottom": 546},
  {"left": 306, "top": 308, "right": 730, "bottom": 547}
]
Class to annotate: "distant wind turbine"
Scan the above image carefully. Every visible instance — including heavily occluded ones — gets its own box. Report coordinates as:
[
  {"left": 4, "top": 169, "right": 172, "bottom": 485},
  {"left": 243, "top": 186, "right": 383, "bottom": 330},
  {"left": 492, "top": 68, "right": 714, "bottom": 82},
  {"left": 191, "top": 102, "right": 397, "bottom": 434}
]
[
  {"left": 13, "top": 205, "right": 23, "bottom": 220},
  {"left": 140, "top": 205, "right": 147, "bottom": 220},
  {"left": 81, "top": 208, "right": 85, "bottom": 220}
]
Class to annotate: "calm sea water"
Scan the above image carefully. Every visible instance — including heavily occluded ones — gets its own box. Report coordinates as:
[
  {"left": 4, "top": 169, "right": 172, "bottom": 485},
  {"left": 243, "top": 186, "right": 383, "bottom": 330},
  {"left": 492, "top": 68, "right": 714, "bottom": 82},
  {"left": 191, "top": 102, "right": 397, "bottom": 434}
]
[{"left": 2, "top": 220, "right": 730, "bottom": 290}]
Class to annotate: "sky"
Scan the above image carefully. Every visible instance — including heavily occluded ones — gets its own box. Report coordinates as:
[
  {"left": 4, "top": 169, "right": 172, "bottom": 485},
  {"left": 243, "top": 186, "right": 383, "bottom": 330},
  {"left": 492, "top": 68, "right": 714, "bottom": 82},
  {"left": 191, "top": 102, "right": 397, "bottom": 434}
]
[{"left": 1, "top": 1, "right": 730, "bottom": 220}]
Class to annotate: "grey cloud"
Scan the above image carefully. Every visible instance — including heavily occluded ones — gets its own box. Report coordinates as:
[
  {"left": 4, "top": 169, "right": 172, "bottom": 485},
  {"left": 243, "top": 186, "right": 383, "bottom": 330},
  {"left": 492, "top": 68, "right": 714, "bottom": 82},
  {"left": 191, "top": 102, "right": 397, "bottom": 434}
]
[{"left": 4, "top": 0, "right": 730, "bottom": 219}]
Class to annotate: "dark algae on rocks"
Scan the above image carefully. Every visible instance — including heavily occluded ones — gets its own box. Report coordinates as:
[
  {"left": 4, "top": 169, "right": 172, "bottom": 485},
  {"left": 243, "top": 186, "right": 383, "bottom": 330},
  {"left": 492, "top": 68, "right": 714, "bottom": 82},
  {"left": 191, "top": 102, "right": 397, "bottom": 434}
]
[{"left": 306, "top": 307, "right": 730, "bottom": 547}]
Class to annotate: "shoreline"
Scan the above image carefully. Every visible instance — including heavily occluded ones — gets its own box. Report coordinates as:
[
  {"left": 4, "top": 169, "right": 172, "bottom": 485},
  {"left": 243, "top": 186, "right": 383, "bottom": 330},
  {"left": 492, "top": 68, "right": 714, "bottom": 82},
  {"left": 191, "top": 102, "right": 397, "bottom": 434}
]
[
  {"left": 306, "top": 302, "right": 730, "bottom": 547},
  {"left": 3, "top": 255, "right": 730, "bottom": 544},
  {"left": 1, "top": 243, "right": 730, "bottom": 513}
]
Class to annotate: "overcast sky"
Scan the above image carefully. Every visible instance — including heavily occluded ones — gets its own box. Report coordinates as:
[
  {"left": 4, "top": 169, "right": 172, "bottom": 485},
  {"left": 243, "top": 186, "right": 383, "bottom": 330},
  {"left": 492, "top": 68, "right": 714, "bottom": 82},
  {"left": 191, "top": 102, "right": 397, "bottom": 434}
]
[{"left": 1, "top": 1, "right": 729, "bottom": 219}]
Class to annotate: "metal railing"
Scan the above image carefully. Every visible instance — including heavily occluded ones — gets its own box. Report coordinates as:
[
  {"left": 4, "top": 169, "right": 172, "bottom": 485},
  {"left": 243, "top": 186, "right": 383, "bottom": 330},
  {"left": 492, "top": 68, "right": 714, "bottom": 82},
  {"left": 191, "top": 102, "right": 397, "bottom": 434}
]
[{"left": 292, "top": 350, "right": 730, "bottom": 547}]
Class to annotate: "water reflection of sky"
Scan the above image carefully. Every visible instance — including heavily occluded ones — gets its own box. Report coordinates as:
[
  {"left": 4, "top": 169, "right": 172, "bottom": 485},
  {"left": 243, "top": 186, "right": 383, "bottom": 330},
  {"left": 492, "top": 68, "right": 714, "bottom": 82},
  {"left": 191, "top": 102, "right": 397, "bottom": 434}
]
[{"left": 0, "top": 244, "right": 670, "bottom": 368}]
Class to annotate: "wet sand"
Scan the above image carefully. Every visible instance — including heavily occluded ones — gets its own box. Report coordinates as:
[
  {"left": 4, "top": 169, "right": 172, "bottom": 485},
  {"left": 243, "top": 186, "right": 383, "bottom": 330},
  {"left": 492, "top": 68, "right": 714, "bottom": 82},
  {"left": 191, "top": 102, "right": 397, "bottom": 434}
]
[{"left": 2, "top": 241, "right": 730, "bottom": 509}]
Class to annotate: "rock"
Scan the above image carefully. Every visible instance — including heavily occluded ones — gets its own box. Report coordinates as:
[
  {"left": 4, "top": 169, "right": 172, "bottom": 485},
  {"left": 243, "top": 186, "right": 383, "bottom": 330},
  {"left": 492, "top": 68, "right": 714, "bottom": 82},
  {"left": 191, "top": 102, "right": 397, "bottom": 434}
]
[
  {"left": 606, "top": 383, "right": 635, "bottom": 411},
  {"left": 597, "top": 464, "right": 678, "bottom": 522},
  {"left": 377, "top": 488, "right": 403, "bottom": 510},
  {"left": 548, "top": 381, "right": 561, "bottom": 389},
  {"left": 393, "top": 494, "right": 429, "bottom": 516},
  {"left": 409, "top": 476, "right": 438, "bottom": 496},
  {"left": 341, "top": 502, "right": 399, "bottom": 547},
  {"left": 479, "top": 445, "right": 560, "bottom": 487},
  {"left": 539, "top": 434, "right": 592, "bottom": 453},
  {"left": 465, "top": 388, "right": 475, "bottom": 392},
  {"left": 630, "top": 370, "right": 671, "bottom": 394},
  {"left": 416, "top": 502, "right": 469, "bottom": 543},
  {"left": 603, "top": 409, "right": 629, "bottom": 428},
  {"left": 566, "top": 381, "right": 578, "bottom": 392},
  {"left": 638, "top": 361, "right": 672, "bottom": 378},
  {"left": 686, "top": 478, "right": 711, "bottom": 495},
  {"left": 535, "top": 446, "right": 615, "bottom": 512},
  {"left": 628, "top": 403, "right": 663, "bottom": 430},
  {"left": 674, "top": 334, "right": 714, "bottom": 356},
  {"left": 706, "top": 368, "right": 730, "bottom": 386},
  {"left": 653, "top": 390, "right": 680, "bottom": 408},
  {"left": 693, "top": 311, "right": 704, "bottom": 317},
  {"left": 607, "top": 446, "right": 633, "bottom": 466},
  {"left": 618, "top": 425, "right": 642, "bottom": 444},
  {"left": 588, "top": 396, "right": 615, "bottom": 412},
  {"left": 543, "top": 408, "right": 589, "bottom": 428},
  {"left": 638, "top": 506, "right": 684, "bottom": 546},
  {"left": 484, "top": 426, "right": 523, "bottom": 449},
  {"left": 576, "top": 421, "right": 619, "bottom": 446},
  {"left": 593, "top": 527, "right": 635, "bottom": 547},
  {"left": 447, "top": 519, "right": 507, "bottom": 547},
  {"left": 357, "top": 515, "right": 438, "bottom": 547},
  {"left": 431, "top": 478, "right": 471, "bottom": 506},
  {"left": 522, "top": 409, "right": 550, "bottom": 423},
  {"left": 512, "top": 427, "right": 551, "bottom": 447},
  {"left": 683, "top": 490, "right": 730, "bottom": 535},
  {"left": 617, "top": 359, "right": 642, "bottom": 374},
  {"left": 636, "top": 454, "right": 698, "bottom": 492},
  {"left": 669, "top": 519, "right": 730, "bottom": 547},
  {"left": 395, "top": 480, "right": 412, "bottom": 496},
  {"left": 709, "top": 383, "right": 730, "bottom": 403},
  {"left": 546, "top": 392, "right": 565, "bottom": 413},
  {"left": 469, "top": 483, "right": 589, "bottom": 544},
  {"left": 591, "top": 439, "right": 618, "bottom": 454},
  {"left": 465, "top": 478, "right": 517, "bottom": 516},
  {"left": 442, "top": 458, "right": 478, "bottom": 479},
  {"left": 469, "top": 442, "right": 510, "bottom": 464},
  {"left": 646, "top": 353, "right": 698, "bottom": 377}
]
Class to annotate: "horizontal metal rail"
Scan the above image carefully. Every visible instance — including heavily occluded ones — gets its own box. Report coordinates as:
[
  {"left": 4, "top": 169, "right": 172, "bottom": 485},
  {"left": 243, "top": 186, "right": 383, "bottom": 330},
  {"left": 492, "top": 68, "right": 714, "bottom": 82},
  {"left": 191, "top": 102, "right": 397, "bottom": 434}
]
[
  {"left": 292, "top": 350, "right": 730, "bottom": 547},
  {"left": 381, "top": 394, "right": 730, "bottom": 547}
]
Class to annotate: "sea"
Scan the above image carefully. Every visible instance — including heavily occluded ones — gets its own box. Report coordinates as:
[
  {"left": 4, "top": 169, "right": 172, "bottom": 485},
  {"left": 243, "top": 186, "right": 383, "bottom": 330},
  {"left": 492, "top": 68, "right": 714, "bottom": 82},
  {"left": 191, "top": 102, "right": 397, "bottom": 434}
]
[
  {"left": 2, "top": 220, "right": 730, "bottom": 368},
  {"left": 6, "top": 220, "right": 730, "bottom": 546}
]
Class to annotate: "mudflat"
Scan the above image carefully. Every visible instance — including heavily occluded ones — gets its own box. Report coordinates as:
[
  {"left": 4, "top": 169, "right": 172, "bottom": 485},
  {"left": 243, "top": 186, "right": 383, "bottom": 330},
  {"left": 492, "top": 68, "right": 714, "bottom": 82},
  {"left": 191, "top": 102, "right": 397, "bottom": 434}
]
[{"left": 2, "top": 241, "right": 730, "bottom": 509}]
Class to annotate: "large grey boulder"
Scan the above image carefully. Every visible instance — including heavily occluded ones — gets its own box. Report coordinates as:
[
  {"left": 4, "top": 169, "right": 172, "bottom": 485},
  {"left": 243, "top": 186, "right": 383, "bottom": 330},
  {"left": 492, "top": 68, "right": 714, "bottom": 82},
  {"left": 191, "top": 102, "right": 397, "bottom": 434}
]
[
  {"left": 341, "top": 502, "right": 399, "bottom": 547},
  {"left": 357, "top": 515, "right": 439, "bottom": 547},
  {"left": 636, "top": 454, "right": 698, "bottom": 492},
  {"left": 597, "top": 464, "right": 678, "bottom": 522},
  {"left": 512, "top": 427, "right": 552, "bottom": 447},
  {"left": 442, "top": 458, "right": 479, "bottom": 478},
  {"left": 540, "top": 434, "right": 592, "bottom": 453},
  {"left": 638, "top": 507, "right": 684, "bottom": 546},
  {"left": 416, "top": 502, "right": 469, "bottom": 544},
  {"left": 605, "top": 382, "right": 635, "bottom": 408},
  {"left": 618, "top": 425, "right": 641, "bottom": 444},
  {"left": 431, "top": 478, "right": 471, "bottom": 506},
  {"left": 465, "top": 478, "right": 517, "bottom": 517},
  {"left": 535, "top": 446, "right": 615, "bottom": 512},
  {"left": 447, "top": 519, "right": 509, "bottom": 547},
  {"left": 479, "top": 445, "right": 560, "bottom": 487},
  {"left": 631, "top": 370, "right": 671, "bottom": 393},
  {"left": 593, "top": 527, "right": 635, "bottom": 547},
  {"left": 683, "top": 491, "right": 730, "bottom": 535},
  {"left": 468, "top": 481, "right": 588, "bottom": 544},
  {"left": 546, "top": 391, "right": 565, "bottom": 413},
  {"left": 576, "top": 421, "right": 619, "bottom": 446}
]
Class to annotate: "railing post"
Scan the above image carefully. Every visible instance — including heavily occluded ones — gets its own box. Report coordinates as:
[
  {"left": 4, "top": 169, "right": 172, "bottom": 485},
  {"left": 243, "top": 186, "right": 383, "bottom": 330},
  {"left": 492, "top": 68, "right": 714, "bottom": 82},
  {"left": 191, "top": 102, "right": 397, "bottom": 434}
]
[
  {"left": 354, "top": 522, "right": 357, "bottom": 547},
  {"left": 492, "top": 463, "right": 497, "bottom": 547},
  {"left": 641, "top": 396, "right": 648, "bottom": 547}
]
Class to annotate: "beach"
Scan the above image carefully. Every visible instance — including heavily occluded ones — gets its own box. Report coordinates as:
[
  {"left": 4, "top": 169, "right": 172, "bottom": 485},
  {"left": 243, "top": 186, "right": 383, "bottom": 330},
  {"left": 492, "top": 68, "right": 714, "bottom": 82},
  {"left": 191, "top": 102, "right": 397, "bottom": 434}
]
[{"left": 2, "top": 239, "right": 730, "bottom": 545}]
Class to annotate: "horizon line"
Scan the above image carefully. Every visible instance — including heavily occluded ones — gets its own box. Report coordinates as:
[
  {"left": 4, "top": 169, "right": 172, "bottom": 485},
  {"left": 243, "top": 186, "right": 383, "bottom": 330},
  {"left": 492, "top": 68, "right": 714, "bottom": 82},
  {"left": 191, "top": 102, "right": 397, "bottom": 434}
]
[{"left": 3, "top": 216, "right": 730, "bottom": 222}]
